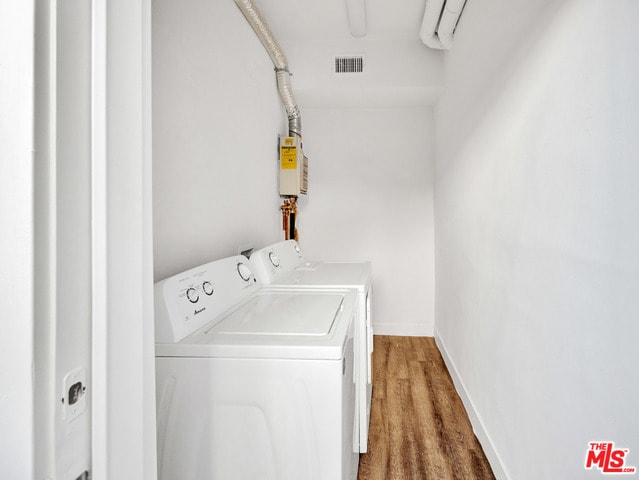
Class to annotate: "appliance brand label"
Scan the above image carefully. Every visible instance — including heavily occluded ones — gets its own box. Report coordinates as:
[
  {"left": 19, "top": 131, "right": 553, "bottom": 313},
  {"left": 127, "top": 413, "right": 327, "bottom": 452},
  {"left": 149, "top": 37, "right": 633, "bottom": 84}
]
[{"left": 194, "top": 307, "right": 206, "bottom": 315}]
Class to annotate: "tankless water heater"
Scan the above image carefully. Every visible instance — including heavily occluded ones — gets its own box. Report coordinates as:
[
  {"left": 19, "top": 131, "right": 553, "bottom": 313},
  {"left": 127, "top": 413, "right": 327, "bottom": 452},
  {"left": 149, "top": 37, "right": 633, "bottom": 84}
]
[{"left": 279, "top": 135, "right": 308, "bottom": 196}]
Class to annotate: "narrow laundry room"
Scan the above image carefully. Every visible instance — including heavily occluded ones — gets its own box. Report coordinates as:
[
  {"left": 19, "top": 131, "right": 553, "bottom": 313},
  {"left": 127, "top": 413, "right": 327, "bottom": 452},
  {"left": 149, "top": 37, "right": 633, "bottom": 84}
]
[
  {"left": 2, "top": 1, "right": 638, "bottom": 480},
  {"left": 151, "top": 0, "right": 639, "bottom": 478}
]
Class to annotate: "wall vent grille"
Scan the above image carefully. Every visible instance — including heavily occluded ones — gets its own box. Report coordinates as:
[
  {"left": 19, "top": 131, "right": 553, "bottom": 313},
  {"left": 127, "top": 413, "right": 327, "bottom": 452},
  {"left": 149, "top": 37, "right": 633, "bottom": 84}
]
[{"left": 334, "top": 56, "right": 364, "bottom": 73}]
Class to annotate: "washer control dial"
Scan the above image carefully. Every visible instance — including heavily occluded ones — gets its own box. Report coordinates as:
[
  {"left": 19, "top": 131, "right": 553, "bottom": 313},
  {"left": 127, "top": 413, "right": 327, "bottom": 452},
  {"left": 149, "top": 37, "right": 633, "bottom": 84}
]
[
  {"left": 237, "top": 262, "right": 252, "bottom": 281},
  {"left": 268, "top": 252, "right": 280, "bottom": 267},
  {"left": 202, "top": 281, "right": 214, "bottom": 296},
  {"left": 186, "top": 287, "right": 199, "bottom": 303}
]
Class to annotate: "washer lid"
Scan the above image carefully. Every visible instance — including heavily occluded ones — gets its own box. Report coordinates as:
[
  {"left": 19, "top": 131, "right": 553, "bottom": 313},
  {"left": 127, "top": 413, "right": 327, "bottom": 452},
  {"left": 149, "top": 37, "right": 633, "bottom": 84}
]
[
  {"left": 207, "top": 291, "right": 343, "bottom": 336},
  {"left": 277, "top": 261, "right": 372, "bottom": 291},
  {"left": 155, "top": 290, "right": 356, "bottom": 360}
]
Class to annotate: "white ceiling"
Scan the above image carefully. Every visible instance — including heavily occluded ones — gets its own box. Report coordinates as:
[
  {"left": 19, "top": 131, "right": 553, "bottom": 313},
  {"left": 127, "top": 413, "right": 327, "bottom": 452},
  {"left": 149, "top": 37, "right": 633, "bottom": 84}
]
[
  {"left": 254, "top": 0, "right": 428, "bottom": 42},
  {"left": 236, "top": 0, "right": 443, "bottom": 107}
]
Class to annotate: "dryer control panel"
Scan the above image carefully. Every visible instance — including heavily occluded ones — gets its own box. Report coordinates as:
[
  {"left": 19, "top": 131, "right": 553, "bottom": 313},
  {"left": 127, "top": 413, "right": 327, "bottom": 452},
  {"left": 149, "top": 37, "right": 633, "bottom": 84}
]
[
  {"left": 154, "top": 256, "right": 261, "bottom": 343},
  {"left": 250, "top": 240, "right": 305, "bottom": 284}
]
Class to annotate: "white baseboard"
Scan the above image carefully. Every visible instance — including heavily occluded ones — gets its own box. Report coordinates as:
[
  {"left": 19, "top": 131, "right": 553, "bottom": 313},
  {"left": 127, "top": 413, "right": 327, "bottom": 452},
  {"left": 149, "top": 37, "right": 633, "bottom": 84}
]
[
  {"left": 434, "top": 327, "right": 510, "bottom": 480},
  {"left": 372, "top": 323, "right": 432, "bottom": 337}
]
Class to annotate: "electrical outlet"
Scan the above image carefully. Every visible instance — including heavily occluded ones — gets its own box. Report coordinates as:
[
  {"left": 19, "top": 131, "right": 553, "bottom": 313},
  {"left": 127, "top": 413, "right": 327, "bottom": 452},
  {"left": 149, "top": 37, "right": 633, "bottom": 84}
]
[{"left": 62, "top": 367, "right": 87, "bottom": 422}]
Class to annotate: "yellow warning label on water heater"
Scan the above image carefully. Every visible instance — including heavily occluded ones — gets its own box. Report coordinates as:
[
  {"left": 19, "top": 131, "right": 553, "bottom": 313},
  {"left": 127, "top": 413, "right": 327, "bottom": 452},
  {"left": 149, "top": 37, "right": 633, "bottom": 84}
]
[{"left": 280, "top": 145, "right": 297, "bottom": 170}]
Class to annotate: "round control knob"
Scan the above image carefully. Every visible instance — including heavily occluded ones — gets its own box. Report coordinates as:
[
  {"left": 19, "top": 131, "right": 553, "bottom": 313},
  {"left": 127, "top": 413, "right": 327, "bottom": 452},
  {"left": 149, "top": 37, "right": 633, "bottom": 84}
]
[
  {"left": 186, "top": 287, "right": 199, "bottom": 303},
  {"left": 237, "top": 262, "right": 253, "bottom": 281},
  {"left": 268, "top": 252, "right": 280, "bottom": 267},
  {"left": 202, "top": 281, "right": 214, "bottom": 296}
]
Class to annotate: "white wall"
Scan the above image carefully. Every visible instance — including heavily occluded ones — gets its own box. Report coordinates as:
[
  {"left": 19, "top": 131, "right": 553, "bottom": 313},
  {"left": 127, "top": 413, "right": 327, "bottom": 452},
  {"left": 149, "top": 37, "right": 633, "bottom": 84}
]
[
  {"left": 0, "top": 2, "right": 35, "bottom": 478},
  {"left": 34, "top": 0, "right": 55, "bottom": 477},
  {"left": 152, "top": 0, "right": 285, "bottom": 281},
  {"left": 53, "top": 1, "right": 93, "bottom": 477},
  {"left": 300, "top": 107, "right": 435, "bottom": 335},
  {"left": 97, "top": 1, "right": 157, "bottom": 478},
  {"left": 434, "top": 1, "right": 639, "bottom": 478}
]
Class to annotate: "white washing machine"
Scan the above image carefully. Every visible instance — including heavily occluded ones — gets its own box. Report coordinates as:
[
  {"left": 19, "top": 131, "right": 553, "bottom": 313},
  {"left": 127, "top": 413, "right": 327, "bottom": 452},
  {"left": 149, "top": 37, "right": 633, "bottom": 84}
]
[
  {"left": 154, "top": 255, "right": 359, "bottom": 480},
  {"left": 250, "top": 240, "right": 373, "bottom": 453}
]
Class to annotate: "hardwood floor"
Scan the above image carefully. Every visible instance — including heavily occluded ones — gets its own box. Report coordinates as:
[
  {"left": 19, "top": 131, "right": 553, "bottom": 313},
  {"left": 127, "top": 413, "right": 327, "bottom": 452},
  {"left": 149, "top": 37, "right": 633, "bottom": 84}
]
[{"left": 357, "top": 336, "right": 495, "bottom": 480}]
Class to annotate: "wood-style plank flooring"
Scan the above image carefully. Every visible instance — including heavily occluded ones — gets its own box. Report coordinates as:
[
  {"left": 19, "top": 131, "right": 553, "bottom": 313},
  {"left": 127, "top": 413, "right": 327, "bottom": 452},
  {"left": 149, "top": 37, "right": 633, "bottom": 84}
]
[{"left": 358, "top": 336, "right": 495, "bottom": 480}]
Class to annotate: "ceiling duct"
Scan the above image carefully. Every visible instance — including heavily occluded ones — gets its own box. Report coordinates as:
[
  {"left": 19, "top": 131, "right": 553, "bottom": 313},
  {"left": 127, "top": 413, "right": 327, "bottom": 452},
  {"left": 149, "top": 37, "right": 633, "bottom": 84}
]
[{"left": 420, "top": 0, "right": 467, "bottom": 50}]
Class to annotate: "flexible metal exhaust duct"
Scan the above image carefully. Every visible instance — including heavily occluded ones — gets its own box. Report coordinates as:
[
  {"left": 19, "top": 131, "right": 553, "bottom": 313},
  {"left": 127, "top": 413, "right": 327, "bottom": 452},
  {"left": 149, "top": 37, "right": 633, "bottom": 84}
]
[{"left": 234, "top": 0, "right": 302, "bottom": 138}]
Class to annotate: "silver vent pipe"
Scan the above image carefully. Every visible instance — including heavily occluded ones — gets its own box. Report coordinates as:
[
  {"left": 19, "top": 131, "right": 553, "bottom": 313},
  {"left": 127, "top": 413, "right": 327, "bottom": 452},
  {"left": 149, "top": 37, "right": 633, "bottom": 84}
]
[{"left": 234, "top": 0, "right": 302, "bottom": 138}]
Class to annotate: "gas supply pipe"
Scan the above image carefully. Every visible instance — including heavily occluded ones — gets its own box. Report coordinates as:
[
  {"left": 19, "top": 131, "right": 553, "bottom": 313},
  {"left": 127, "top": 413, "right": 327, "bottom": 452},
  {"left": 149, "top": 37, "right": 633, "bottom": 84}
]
[{"left": 280, "top": 197, "right": 298, "bottom": 241}]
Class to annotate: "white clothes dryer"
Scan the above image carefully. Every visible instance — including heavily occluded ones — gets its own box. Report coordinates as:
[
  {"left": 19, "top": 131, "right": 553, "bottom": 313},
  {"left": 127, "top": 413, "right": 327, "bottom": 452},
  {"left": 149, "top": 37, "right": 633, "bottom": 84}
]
[
  {"left": 250, "top": 240, "right": 373, "bottom": 453},
  {"left": 154, "top": 255, "right": 359, "bottom": 480}
]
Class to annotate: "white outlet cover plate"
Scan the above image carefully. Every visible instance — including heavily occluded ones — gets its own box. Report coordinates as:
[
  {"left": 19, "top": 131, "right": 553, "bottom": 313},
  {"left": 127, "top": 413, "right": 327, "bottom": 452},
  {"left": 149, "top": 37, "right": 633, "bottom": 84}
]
[{"left": 62, "top": 367, "right": 87, "bottom": 422}]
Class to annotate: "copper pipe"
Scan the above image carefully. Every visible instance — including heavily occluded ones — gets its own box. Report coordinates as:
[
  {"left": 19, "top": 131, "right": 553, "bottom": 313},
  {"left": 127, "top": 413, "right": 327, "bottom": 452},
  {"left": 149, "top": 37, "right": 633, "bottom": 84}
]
[{"left": 280, "top": 198, "right": 293, "bottom": 240}]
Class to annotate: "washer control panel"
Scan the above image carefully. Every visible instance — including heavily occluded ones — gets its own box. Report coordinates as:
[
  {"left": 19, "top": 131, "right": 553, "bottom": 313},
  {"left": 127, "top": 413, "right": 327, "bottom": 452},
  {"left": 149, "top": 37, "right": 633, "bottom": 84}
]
[
  {"left": 154, "top": 256, "right": 260, "bottom": 343},
  {"left": 237, "top": 262, "right": 253, "bottom": 281}
]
